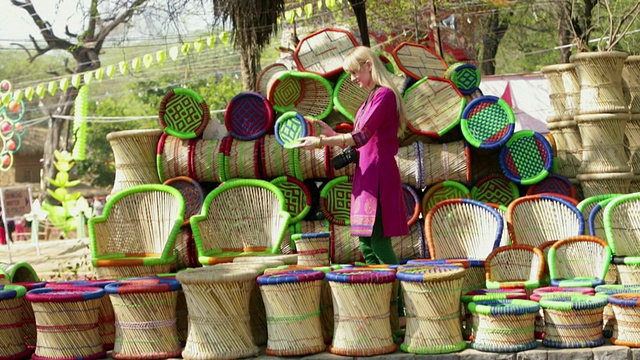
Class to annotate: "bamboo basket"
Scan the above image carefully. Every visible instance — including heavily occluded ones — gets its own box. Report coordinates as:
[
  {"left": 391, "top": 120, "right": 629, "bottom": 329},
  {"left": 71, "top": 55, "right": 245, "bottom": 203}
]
[
  {"left": 257, "top": 270, "right": 326, "bottom": 356},
  {"left": 608, "top": 293, "right": 640, "bottom": 346},
  {"left": 176, "top": 266, "right": 260, "bottom": 360},
  {"left": 226, "top": 137, "right": 262, "bottom": 179},
  {"left": 570, "top": 51, "right": 629, "bottom": 114},
  {"left": 469, "top": 299, "right": 539, "bottom": 352},
  {"left": 257, "top": 63, "right": 288, "bottom": 96},
  {"left": 529, "top": 287, "right": 595, "bottom": 340},
  {"left": 397, "top": 265, "right": 467, "bottom": 354},
  {"left": 0, "top": 285, "right": 30, "bottom": 360},
  {"left": 577, "top": 172, "right": 633, "bottom": 198},
  {"left": 420, "top": 140, "right": 470, "bottom": 189},
  {"left": 623, "top": 55, "right": 640, "bottom": 114},
  {"left": 192, "top": 138, "right": 224, "bottom": 183},
  {"left": 485, "top": 245, "right": 545, "bottom": 295},
  {"left": 45, "top": 280, "right": 117, "bottom": 352},
  {"left": 595, "top": 285, "right": 640, "bottom": 339},
  {"left": 105, "top": 279, "right": 182, "bottom": 360},
  {"left": 541, "top": 64, "right": 580, "bottom": 120},
  {"left": 539, "top": 294, "right": 607, "bottom": 348},
  {"left": 107, "top": 129, "right": 163, "bottom": 194},
  {"left": 461, "top": 289, "right": 528, "bottom": 340},
  {"left": 326, "top": 269, "right": 397, "bottom": 356},
  {"left": 576, "top": 113, "right": 630, "bottom": 174},
  {"left": 403, "top": 77, "right": 466, "bottom": 139},
  {"left": 11, "top": 281, "right": 46, "bottom": 352},
  {"left": 26, "top": 287, "right": 105, "bottom": 360}
]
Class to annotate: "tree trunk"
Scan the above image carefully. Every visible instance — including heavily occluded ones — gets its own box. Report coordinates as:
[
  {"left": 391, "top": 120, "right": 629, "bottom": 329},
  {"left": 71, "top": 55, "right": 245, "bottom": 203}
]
[
  {"left": 349, "top": 0, "right": 369, "bottom": 47},
  {"left": 556, "top": 1, "right": 573, "bottom": 63},
  {"left": 241, "top": 44, "right": 261, "bottom": 91},
  {"left": 481, "top": 10, "right": 508, "bottom": 76}
]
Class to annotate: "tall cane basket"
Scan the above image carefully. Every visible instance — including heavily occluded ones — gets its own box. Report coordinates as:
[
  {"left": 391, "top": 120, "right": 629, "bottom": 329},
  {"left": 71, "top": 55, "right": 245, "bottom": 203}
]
[
  {"left": 0, "top": 285, "right": 30, "bottom": 360},
  {"left": 107, "top": 129, "right": 162, "bottom": 194},
  {"left": 571, "top": 51, "right": 629, "bottom": 114}
]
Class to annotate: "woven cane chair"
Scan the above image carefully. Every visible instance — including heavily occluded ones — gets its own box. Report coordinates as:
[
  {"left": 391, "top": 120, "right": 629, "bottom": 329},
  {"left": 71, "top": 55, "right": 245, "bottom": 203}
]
[
  {"left": 587, "top": 197, "right": 620, "bottom": 284},
  {"left": 577, "top": 194, "right": 622, "bottom": 235},
  {"left": 485, "top": 245, "right": 545, "bottom": 294},
  {"left": 603, "top": 193, "right": 640, "bottom": 285},
  {"left": 191, "top": 179, "right": 290, "bottom": 265},
  {"left": 548, "top": 235, "right": 612, "bottom": 288},
  {"left": 426, "top": 198, "right": 503, "bottom": 261},
  {"left": 506, "top": 194, "right": 584, "bottom": 248},
  {"left": 89, "top": 184, "right": 185, "bottom": 279}
]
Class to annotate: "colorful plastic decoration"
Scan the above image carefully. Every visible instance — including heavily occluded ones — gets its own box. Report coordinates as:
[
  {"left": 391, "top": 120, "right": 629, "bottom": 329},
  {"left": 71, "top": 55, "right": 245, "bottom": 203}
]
[{"left": 0, "top": 80, "right": 27, "bottom": 172}]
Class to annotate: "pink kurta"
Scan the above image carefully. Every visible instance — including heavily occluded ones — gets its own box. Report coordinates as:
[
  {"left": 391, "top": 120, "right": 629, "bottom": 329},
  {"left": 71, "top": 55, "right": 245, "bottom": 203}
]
[{"left": 350, "top": 87, "right": 409, "bottom": 238}]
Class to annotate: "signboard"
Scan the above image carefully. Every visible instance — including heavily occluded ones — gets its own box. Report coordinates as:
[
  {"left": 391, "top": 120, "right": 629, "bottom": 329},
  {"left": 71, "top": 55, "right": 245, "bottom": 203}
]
[{"left": 2, "top": 187, "right": 31, "bottom": 218}]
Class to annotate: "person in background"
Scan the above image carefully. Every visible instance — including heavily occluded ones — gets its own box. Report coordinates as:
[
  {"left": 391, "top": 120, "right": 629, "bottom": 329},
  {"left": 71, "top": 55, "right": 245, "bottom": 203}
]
[
  {"left": 92, "top": 196, "right": 104, "bottom": 217},
  {"left": 293, "top": 46, "right": 409, "bottom": 265}
]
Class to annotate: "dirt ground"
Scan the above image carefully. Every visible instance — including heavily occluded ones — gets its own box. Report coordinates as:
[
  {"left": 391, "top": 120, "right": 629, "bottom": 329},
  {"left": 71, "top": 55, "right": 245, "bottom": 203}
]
[{"left": 1, "top": 237, "right": 94, "bottom": 281}]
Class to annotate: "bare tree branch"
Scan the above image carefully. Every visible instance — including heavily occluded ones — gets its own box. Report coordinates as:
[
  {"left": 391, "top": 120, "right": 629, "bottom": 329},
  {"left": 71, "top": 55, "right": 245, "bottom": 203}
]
[{"left": 94, "top": 0, "right": 148, "bottom": 51}]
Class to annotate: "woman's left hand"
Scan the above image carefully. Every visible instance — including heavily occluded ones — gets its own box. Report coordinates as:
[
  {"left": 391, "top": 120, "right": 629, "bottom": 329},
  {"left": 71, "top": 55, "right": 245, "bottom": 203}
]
[{"left": 290, "top": 136, "right": 321, "bottom": 150}]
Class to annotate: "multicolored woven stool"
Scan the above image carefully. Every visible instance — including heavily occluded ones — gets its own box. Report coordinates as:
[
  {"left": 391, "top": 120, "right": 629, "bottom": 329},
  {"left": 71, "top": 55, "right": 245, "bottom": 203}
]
[
  {"left": 355, "top": 266, "right": 403, "bottom": 338},
  {"left": 608, "top": 293, "right": 640, "bottom": 346},
  {"left": 326, "top": 269, "right": 397, "bottom": 356},
  {"left": 397, "top": 265, "right": 467, "bottom": 354},
  {"left": 46, "top": 280, "right": 117, "bottom": 351},
  {"left": 471, "top": 173, "right": 519, "bottom": 207},
  {"left": 293, "top": 28, "right": 358, "bottom": 78},
  {"left": 26, "top": 286, "right": 106, "bottom": 360},
  {"left": 461, "top": 95, "right": 515, "bottom": 150},
  {"left": 292, "top": 232, "right": 330, "bottom": 267},
  {"left": 176, "top": 266, "right": 260, "bottom": 360},
  {"left": 445, "top": 62, "right": 482, "bottom": 95},
  {"left": 596, "top": 285, "right": 640, "bottom": 339},
  {"left": 469, "top": 299, "right": 540, "bottom": 352},
  {"left": 530, "top": 286, "right": 595, "bottom": 339},
  {"left": 539, "top": 294, "right": 607, "bottom": 348},
  {"left": 158, "top": 87, "right": 210, "bottom": 139},
  {"left": 12, "top": 281, "right": 46, "bottom": 353},
  {"left": 0, "top": 285, "right": 29, "bottom": 360},
  {"left": 392, "top": 42, "right": 448, "bottom": 80},
  {"left": 500, "top": 130, "right": 553, "bottom": 185},
  {"left": 257, "top": 270, "right": 326, "bottom": 356},
  {"left": 461, "top": 289, "right": 528, "bottom": 340},
  {"left": 224, "top": 91, "right": 274, "bottom": 140},
  {"left": 105, "top": 279, "right": 182, "bottom": 359}
]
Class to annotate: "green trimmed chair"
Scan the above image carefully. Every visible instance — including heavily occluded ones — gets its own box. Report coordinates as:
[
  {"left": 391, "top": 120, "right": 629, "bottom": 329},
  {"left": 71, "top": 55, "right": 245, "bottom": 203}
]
[
  {"left": 191, "top": 179, "right": 290, "bottom": 266},
  {"left": 604, "top": 193, "right": 640, "bottom": 285},
  {"left": 88, "top": 184, "right": 185, "bottom": 279}
]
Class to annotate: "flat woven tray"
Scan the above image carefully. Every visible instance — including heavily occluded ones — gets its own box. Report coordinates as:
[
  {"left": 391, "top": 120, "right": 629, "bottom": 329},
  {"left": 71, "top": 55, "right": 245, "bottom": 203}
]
[
  {"left": 159, "top": 88, "right": 210, "bottom": 139},
  {"left": 224, "top": 91, "right": 274, "bottom": 140},
  {"left": 500, "top": 130, "right": 553, "bottom": 185},
  {"left": 461, "top": 95, "right": 515, "bottom": 149},
  {"left": 392, "top": 42, "right": 448, "bottom": 80},
  {"left": 445, "top": 62, "right": 482, "bottom": 95},
  {"left": 294, "top": 28, "right": 359, "bottom": 78}
]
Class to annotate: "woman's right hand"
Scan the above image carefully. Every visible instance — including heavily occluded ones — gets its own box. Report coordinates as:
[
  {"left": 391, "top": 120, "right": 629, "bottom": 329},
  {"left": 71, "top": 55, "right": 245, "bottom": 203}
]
[{"left": 312, "top": 120, "right": 337, "bottom": 137}]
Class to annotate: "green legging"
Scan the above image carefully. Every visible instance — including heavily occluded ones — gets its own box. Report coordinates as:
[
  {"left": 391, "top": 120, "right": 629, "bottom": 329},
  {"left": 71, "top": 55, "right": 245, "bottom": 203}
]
[{"left": 359, "top": 204, "right": 399, "bottom": 265}]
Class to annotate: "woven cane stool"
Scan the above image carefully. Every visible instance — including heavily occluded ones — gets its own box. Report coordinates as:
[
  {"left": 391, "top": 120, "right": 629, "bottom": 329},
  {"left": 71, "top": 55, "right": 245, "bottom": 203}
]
[
  {"left": 176, "top": 266, "right": 260, "bottom": 360},
  {"left": 12, "top": 281, "right": 46, "bottom": 353},
  {"left": 105, "top": 279, "right": 182, "bottom": 359},
  {"left": 469, "top": 299, "right": 540, "bottom": 352},
  {"left": 397, "top": 265, "right": 467, "bottom": 354},
  {"left": 596, "top": 285, "right": 640, "bottom": 339},
  {"left": 530, "top": 287, "right": 595, "bottom": 340},
  {"left": 461, "top": 289, "right": 528, "bottom": 340},
  {"left": 257, "top": 270, "right": 326, "bottom": 356},
  {"left": 539, "top": 294, "right": 607, "bottom": 348},
  {"left": 326, "top": 269, "right": 397, "bottom": 356},
  {"left": 0, "top": 285, "right": 30, "bottom": 360},
  {"left": 292, "top": 232, "right": 330, "bottom": 267},
  {"left": 608, "top": 293, "right": 640, "bottom": 346},
  {"left": 26, "top": 286, "right": 106, "bottom": 360},
  {"left": 46, "top": 280, "right": 116, "bottom": 351}
]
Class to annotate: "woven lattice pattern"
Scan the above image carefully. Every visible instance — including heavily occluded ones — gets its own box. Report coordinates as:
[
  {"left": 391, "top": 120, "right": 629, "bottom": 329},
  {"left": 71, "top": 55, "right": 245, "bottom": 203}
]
[
  {"left": 469, "top": 300, "right": 539, "bottom": 352},
  {"left": 294, "top": 28, "right": 358, "bottom": 77},
  {"left": 526, "top": 174, "right": 577, "bottom": 199},
  {"left": 107, "top": 129, "right": 162, "bottom": 194},
  {"left": 450, "top": 65, "right": 481, "bottom": 95},
  {"left": 472, "top": 174, "right": 518, "bottom": 207},
  {"left": 501, "top": 133, "right": 551, "bottom": 184},
  {"left": 320, "top": 177, "right": 352, "bottom": 225},
  {"left": 549, "top": 236, "right": 610, "bottom": 286},
  {"left": 225, "top": 92, "right": 273, "bottom": 140},
  {"left": 462, "top": 96, "right": 514, "bottom": 149},
  {"left": 485, "top": 245, "right": 544, "bottom": 290},
  {"left": 268, "top": 71, "right": 333, "bottom": 120},
  {"left": 507, "top": 195, "right": 583, "bottom": 248},
  {"left": 392, "top": 42, "right": 448, "bottom": 80},
  {"left": 159, "top": 88, "right": 210, "bottom": 138},
  {"left": 422, "top": 181, "right": 470, "bottom": 215},
  {"left": 426, "top": 199, "right": 502, "bottom": 260},
  {"left": 271, "top": 176, "right": 311, "bottom": 224},
  {"left": 404, "top": 77, "right": 465, "bottom": 138},
  {"left": 275, "top": 112, "right": 310, "bottom": 148}
]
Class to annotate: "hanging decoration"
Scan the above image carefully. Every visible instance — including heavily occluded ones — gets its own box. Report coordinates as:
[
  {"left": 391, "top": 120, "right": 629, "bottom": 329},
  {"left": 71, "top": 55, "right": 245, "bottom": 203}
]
[
  {"left": 0, "top": 80, "right": 27, "bottom": 172},
  {"left": 73, "top": 85, "right": 89, "bottom": 161}
]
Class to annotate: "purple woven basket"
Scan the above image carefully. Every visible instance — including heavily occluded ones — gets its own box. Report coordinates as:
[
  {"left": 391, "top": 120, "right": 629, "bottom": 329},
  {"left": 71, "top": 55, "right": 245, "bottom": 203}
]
[{"left": 224, "top": 91, "right": 275, "bottom": 140}]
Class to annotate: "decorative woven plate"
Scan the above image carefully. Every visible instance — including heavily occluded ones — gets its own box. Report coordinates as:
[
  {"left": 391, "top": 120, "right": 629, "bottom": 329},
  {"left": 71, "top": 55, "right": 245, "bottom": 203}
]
[
  {"left": 421, "top": 180, "right": 471, "bottom": 215},
  {"left": 403, "top": 77, "right": 466, "bottom": 139},
  {"left": 159, "top": 88, "right": 210, "bottom": 139},
  {"left": 257, "top": 63, "right": 288, "bottom": 96},
  {"left": 500, "top": 130, "right": 553, "bottom": 185},
  {"left": 526, "top": 173, "right": 578, "bottom": 199},
  {"left": 461, "top": 95, "right": 515, "bottom": 149},
  {"left": 163, "top": 176, "right": 205, "bottom": 227},
  {"left": 445, "top": 62, "right": 481, "bottom": 95},
  {"left": 332, "top": 72, "right": 369, "bottom": 122},
  {"left": 270, "top": 176, "right": 312, "bottom": 224},
  {"left": 471, "top": 174, "right": 519, "bottom": 207},
  {"left": 402, "top": 184, "right": 421, "bottom": 226},
  {"left": 267, "top": 70, "right": 334, "bottom": 120},
  {"left": 224, "top": 91, "right": 274, "bottom": 141},
  {"left": 294, "top": 28, "right": 359, "bottom": 78},
  {"left": 320, "top": 176, "right": 352, "bottom": 226},
  {"left": 274, "top": 111, "right": 314, "bottom": 149},
  {"left": 391, "top": 42, "right": 448, "bottom": 80}
]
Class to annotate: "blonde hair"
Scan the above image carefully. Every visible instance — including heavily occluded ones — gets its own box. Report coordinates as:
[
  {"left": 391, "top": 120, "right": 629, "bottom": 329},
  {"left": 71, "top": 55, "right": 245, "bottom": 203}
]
[{"left": 343, "top": 46, "right": 408, "bottom": 137}]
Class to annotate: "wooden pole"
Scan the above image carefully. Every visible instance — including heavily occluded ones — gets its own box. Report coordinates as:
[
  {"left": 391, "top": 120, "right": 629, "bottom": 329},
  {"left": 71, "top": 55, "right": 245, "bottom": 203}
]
[{"left": 430, "top": 0, "right": 444, "bottom": 58}]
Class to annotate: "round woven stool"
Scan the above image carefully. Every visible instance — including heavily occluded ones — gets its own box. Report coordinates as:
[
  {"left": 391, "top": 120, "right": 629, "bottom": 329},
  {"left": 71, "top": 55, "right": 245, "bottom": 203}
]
[
  {"left": 469, "top": 299, "right": 539, "bottom": 352},
  {"left": 460, "top": 289, "right": 528, "bottom": 340},
  {"left": 608, "top": 293, "right": 640, "bottom": 346},
  {"left": 106, "top": 129, "right": 163, "bottom": 194},
  {"left": 357, "top": 265, "right": 403, "bottom": 339},
  {"left": 105, "top": 279, "right": 182, "bottom": 359},
  {"left": 176, "top": 266, "right": 260, "bottom": 360},
  {"left": 257, "top": 270, "right": 326, "bottom": 356},
  {"left": 326, "top": 269, "right": 397, "bottom": 356},
  {"left": 596, "top": 285, "right": 640, "bottom": 339},
  {"left": 530, "top": 287, "right": 595, "bottom": 340},
  {"left": 539, "top": 294, "right": 607, "bottom": 348},
  {"left": 46, "top": 280, "right": 117, "bottom": 351},
  {"left": 12, "top": 281, "right": 46, "bottom": 353},
  {"left": 396, "top": 265, "right": 467, "bottom": 354},
  {"left": 0, "top": 285, "right": 30, "bottom": 360},
  {"left": 26, "top": 286, "right": 105, "bottom": 360}
]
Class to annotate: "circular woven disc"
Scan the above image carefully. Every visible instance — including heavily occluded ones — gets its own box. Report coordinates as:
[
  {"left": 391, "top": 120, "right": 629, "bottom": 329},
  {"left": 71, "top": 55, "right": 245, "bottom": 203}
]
[
  {"left": 270, "top": 176, "right": 312, "bottom": 224},
  {"left": 500, "top": 130, "right": 553, "bottom": 185},
  {"left": 471, "top": 174, "right": 519, "bottom": 207},
  {"left": 448, "top": 63, "right": 481, "bottom": 95},
  {"left": 224, "top": 91, "right": 274, "bottom": 141},
  {"left": 320, "top": 176, "right": 352, "bottom": 225},
  {"left": 159, "top": 88, "right": 210, "bottom": 139},
  {"left": 462, "top": 95, "right": 515, "bottom": 149},
  {"left": 163, "top": 176, "right": 204, "bottom": 227},
  {"left": 275, "top": 112, "right": 310, "bottom": 149}
]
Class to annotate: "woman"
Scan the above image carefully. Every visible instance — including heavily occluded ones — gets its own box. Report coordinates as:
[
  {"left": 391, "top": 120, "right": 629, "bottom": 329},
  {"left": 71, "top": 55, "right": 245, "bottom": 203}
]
[{"left": 293, "top": 46, "right": 409, "bottom": 265}]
